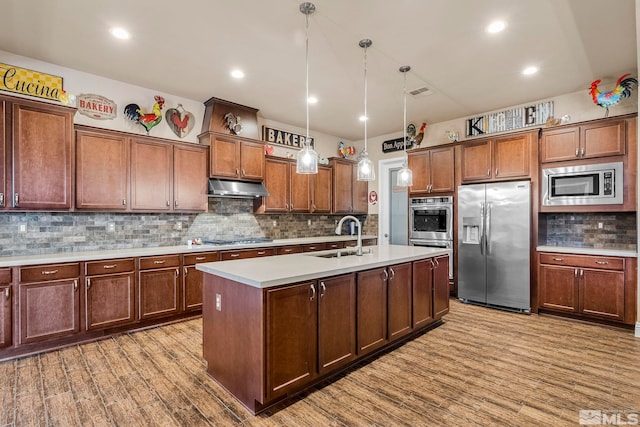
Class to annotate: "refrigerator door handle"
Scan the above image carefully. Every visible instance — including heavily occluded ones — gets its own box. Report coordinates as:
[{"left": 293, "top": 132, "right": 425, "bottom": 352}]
[
  {"left": 479, "top": 202, "right": 485, "bottom": 255},
  {"left": 486, "top": 202, "right": 492, "bottom": 255}
]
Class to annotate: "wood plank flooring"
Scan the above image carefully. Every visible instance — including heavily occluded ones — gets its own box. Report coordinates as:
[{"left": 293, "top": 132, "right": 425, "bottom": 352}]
[{"left": 1, "top": 300, "right": 639, "bottom": 426}]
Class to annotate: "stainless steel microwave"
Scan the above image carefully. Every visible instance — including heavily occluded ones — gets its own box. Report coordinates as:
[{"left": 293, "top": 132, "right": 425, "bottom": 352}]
[{"left": 541, "top": 161, "right": 623, "bottom": 206}]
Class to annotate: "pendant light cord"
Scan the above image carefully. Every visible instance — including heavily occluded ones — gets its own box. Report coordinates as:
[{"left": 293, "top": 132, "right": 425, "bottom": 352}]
[
  {"left": 363, "top": 44, "right": 368, "bottom": 153},
  {"left": 403, "top": 71, "right": 407, "bottom": 154},
  {"left": 305, "top": 11, "right": 310, "bottom": 146}
]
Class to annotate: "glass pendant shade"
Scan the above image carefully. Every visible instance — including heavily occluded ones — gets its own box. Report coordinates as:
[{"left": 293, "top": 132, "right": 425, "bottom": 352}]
[
  {"left": 296, "top": 139, "right": 318, "bottom": 174},
  {"left": 397, "top": 160, "right": 413, "bottom": 187},
  {"left": 357, "top": 152, "right": 375, "bottom": 181},
  {"left": 357, "top": 39, "right": 375, "bottom": 181}
]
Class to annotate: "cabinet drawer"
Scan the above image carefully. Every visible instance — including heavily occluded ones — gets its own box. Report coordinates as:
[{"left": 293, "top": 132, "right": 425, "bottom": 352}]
[
  {"left": 302, "top": 243, "right": 326, "bottom": 252},
  {"left": 325, "top": 241, "right": 345, "bottom": 250},
  {"left": 539, "top": 253, "right": 624, "bottom": 271},
  {"left": 362, "top": 238, "right": 378, "bottom": 246},
  {"left": 139, "top": 255, "right": 180, "bottom": 270},
  {"left": 184, "top": 252, "right": 219, "bottom": 265},
  {"left": 86, "top": 258, "right": 135, "bottom": 276},
  {"left": 276, "top": 245, "right": 303, "bottom": 255},
  {"left": 0, "top": 268, "right": 11, "bottom": 284},
  {"left": 220, "top": 248, "right": 274, "bottom": 260},
  {"left": 20, "top": 263, "right": 80, "bottom": 283}
]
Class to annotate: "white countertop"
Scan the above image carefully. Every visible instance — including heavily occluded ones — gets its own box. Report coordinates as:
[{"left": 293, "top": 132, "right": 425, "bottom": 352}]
[
  {"left": 0, "top": 235, "right": 377, "bottom": 268},
  {"left": 536, "top": 245, "right": 637, "bottom": 258},
  {"left": 196, "top": 245, "right": 451, "bottom": 288}
]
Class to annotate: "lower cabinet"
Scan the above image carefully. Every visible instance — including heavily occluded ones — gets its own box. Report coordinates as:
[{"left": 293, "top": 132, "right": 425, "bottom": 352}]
[
  {"left": 356, "top": 268, "right": 388, "bottom": 355},
  {"left": 433, "top": 255, "right": 450, "bottom": 319},
  {"left": 538, "top": 253, "right": 632, "bottom": 323},
  {"left": 0, "top": 268, "right": 12, "bottom": 349},
  {"left": 85, "top": 259, "right": 136, "bottom": 331},
  {"left": 138, "top": 255, "right": 180, "bottom": 320},
  {"left": 18, "top": 263, "right": 81, "bottom": 344},
  {"left": 412, "top": 259, "right": 434, "bottom": 327},
  {"left": 182, "top": 252, "right": 219, "bottom": 312},
  {"left": 387, "top": 262, "right": 413, "bottom": 341},
  {"left": 220, "top": 248, "right": 274, "bottom": 261}
]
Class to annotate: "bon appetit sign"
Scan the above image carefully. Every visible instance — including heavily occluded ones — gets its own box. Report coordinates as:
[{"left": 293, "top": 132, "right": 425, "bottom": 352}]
[
  {"left": 382, "top": 136, "right": 414, "bottom": 153},
  {"left": 262, "top": 126, "right": 314, "bottom": 149}
]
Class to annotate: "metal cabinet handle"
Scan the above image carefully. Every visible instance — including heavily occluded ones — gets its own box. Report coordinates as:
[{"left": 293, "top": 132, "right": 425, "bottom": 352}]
[
  {"left": 574, "top": 268, "right": 578, "bottom": 277},
  {"left": 195, "top": 256, "right": 206, "bottom": 261},
  {"left": 230, "top": 253, "right": 240, "bottom": 258},
  {"left": 166, "top": 201, "right": 170, "bottom": 207},
  {"left": 236, "top": 168, "right": 240, "bottom": 176},
  {"left": 5, "top": 286, "right": 10, "bottom": 300},
  {"left": 595, "top": 261, "right": 609, "bottom": 265},
  {"left": 41, "top": 269, "right": 59, "bottom": 275},
  {"left": 13, "top": 193, "right": 18, "bottom": 207},
  {"left": 86, "top": 278, "right": 91, "bottom": 290},
  {"left": 580, "top": 147, "right": 585, "bottom": 157},
  {"left": 434, "top": 257, "right": 440, "bottom": 267},
  {"left": 388, "top": 267, "right": 395, "bottom": 280},
  {"left": 320, "top": 281, "right": 326, "bottom": 298},
  {"left": 495, "top": 168, "right": 499, "bottom": 176},
  {"left": 0, "top": 192, "right": 4, "bottom": 207},
  {"left": 312, "top": 203, "right": 316, "bottom": 211},
  {"left": 552, "top": 258, "right": 564, "bottom": 261},
  {"left": 575, "top": 148, "right": 579, "bottom": 157},
  {"left": 487, "top": 169, "right": 490, "bottom": 176},
  {"left": 579, "top": 269, "right": 584, "bottom": 278},
  {"left": 103, "top": 264, "right": 116, "bottom": 269},
  {"left": 153, "top": 260, "right": 166, "bottom": 265},
  {"left": 429, "top": 259, "right": 435, "bottom": 269},
  {"left": 174, "top": 200, "right": 179, "bottom": 207},
  {"left": 74, "top": 280, "right": 78, "bottom": 292},
  {"left": 184, "top": 266, "right": 188, "bottom": 276},
  {"left": 309, "top": 284, "right": 316, "bottom": 301},
  {"left": 175, "top": 268, "right": 179, "bottom": 277},
  {"left": 257, "top": 251, "right": 266, "bottom": 255},
  {"left": 382, "top": 269, "right": 389, "bottom": 281},
  {"left": 122, "top": 199, "right": 126, "bottom": 206}
]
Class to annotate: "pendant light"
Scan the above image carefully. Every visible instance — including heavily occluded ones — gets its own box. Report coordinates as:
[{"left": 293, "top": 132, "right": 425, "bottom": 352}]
[
  {"left": 396, "top": 65, "right": 413, "bottom": 187},
  {"left": 357, "top": 39, "right": 375, "bottom": 181},
  {"left": 296, "top": 2, "right": 319, "bottom": 174}
]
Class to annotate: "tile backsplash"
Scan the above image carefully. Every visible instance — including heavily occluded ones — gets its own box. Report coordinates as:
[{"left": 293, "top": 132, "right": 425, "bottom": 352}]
[
  {"left": 539, "top": 212, "right": 637, "bottom": 250},
  {"left": 0, "top": 198, "right": 378, "bottom": 257}
]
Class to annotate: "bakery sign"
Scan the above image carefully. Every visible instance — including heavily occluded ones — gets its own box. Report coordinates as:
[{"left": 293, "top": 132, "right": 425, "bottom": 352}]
[
  {"left": 77, "top": 93, "right": 117, "bottom": 120},
  {"left": 262, "top": 126, "right": 314, "bottom": 149},
  {"left": 0, "top": 63, "right": 63, "bottom": 101}
]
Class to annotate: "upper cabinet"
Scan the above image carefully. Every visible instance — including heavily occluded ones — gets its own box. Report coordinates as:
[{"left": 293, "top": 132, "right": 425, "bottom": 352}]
[
  {"left": 1, "top": 95, "right": 75, "bottom": 210},
  {"left": 408, "top": 146, "right": 454, "bottom": 194},
  {"left": 540, "top": 118, "right": 625, "bottom": 163},
  {"left": 199, "top": 133, "right": 264, "bottom": 181},
  {"left": 460, "top": 131, "right": 536, "bottom": 183},
  {"left": 331, "top": 158, "right": 367, "bottom": 214},
  {"left": 311, "top": 165, "right": 332, "bottom": 213}
]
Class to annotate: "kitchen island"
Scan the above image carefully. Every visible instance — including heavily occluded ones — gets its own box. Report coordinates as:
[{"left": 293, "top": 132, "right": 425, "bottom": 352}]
[{"left": 197, "top": 244, "right": 450, "bottom": 414}]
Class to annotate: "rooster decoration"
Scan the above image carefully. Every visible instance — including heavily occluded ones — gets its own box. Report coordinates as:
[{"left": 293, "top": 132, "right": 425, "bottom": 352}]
[
  {"left": 165, "top": 104, "right": 195, "bottom": 138},
  {"left": 410, "top": 122, "right": 426, "bottom": 147},
  {"left": 589, "top": 74, "right": 637, "bottom": 117},
  {"left": 338, "top": 141, "right": 355, "bottom": 158},
  {"left": 124, "top": 96, "right": 165, "bottom": 134}
]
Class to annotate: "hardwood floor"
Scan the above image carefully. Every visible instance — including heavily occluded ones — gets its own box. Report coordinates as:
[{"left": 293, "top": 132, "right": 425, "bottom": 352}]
[{"left": 1, "top": 300, "right": 639, "bottom": 426}]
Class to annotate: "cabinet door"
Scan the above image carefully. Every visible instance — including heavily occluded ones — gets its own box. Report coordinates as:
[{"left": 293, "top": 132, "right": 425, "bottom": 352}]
[
  {"left": 429, "top": 147, "right": 455, "bottom": 192},
  {"left": 433, "top": 255, "right": 450, "bottom": 319},
  {"left": 318, "top": 274, "right": 356, "bottom": 375},
  {"left": 492, "top": 134, "right": 530, "bottom": 179},
  {"left": 408, "top": 151, "right": 429, "bottom": 193},
  {"left": 289, "top": 163, "right": 310, "bottom": 212},
  {"left": 173, "top": 144, "right": 208, "bottom": 211},
  {"left": 183, "top": 252, "right": 218, "bottom": 312},
  {"left": 12, "top": 102, "right": 73, "bottom": 209},
  {"left": 0, "top": 268, "right": 11, "bottom": 349},
  {"left": 412, "top": 259, "right": 434, "bottom": 327},
  {"left": 581, "top": 120, "right": 626, "bottom": 159},
  {"left": 387, "top": 263, "right": 412, "bottom": 340},
  {"left": 0, "top": 99, "right": 6, "bottom": 209},
  {"left": 352, "top": 165, "right": 368, "bottom": 213},
  {"left": 263, "top": 157, "right": 289, "bottom": 212},
  {"left": 332, "top": 160, "right": 353, "bottom": 213},
  {"left": 580, "top": 269, "right": 625, "bottom": 321},
  {"left": 311, "top": 165, "right": 332, "bottom": 213},
  {"left": 460, "top": 140, "right": 491, "bottom": 182},
  {"left": 266, "top": 281, "right": 317, "bottom": 401},
  {"left": 19, "top": 279, "right": 80, "bottom": 344},
  {"left": 239, "top": 140, "right": 265, "bottom": 180},
  {"left": 356, "top": 268, "right": 388, "bottom": 355},
  {"left": 131, "top": 139, "right": 173, "bottom": 211},
  {"left": 138, "top": 268, "right": 180, "bottom": 319},
  {"left": 76, "top": 130, "right": 129, "bottom": 210},
  {"left": 540, "top": 127, "right": 579, "bottom": 163},
  {"left": 86, "top": 273, "right": 135, "bottom": 330},
  {"left": 538, "top": 265, "right": 578, "bottom": 312},
  {"left": 210, "top": 135, "right": 240, "bottom": 178}
]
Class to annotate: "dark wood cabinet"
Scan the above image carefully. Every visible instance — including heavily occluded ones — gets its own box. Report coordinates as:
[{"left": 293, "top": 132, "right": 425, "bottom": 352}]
[
  {"left": 302, "top": 243, "right": 326, "bottom": 253},
  {"left": 200, "top": 133, "right": 264, "bottom": 181},
  {"left": 182, "top": 252, "right": 218, "bottom": 312},
  {"left": 387, "top": 262, "right": 412, "bottom": 340},
  {"left": 311, "top": 165, "right": 332, "bottom": 213},
  {"left": 266, "top": 281, "right": 317, "bottom": 401},
  {"left": 76, "top": 129, "right": 129, "bottom": 210},
  {"left": 356, "top": 268, "right": 388, "bottom": 355},
  {"left": 412, "top": 259, "right": 434, "bottom": 327},
  {"left": 261, "top": 157, "right": 310, "bottom": 213},
  {"left": 18, "top": 263, "right": 80, "bottom": 344},
  {"left": 433, "top": 255, "right": 450, "bottom": 319},
  {"left": 173, "top": 144, "right": 208, "bottom": 211},
  {"left": 460, "top": 131, "right": 533, "bottom": 183},
  {"left": 275, "top": 245, "right": 303, "bottom": 255},
  {"left": 0, "top": 99, "right": 6, "bottom": 209},
  {"left": 220, "top": 248, "right": 274, "bottom": 261},
  {"left": 85, "top": 259, "right": 136, "bottom": 330},
  {"left": 540, "top": 119, "right": 626, "bottom": 163},
  {"left": 131, "top": 138, "right": 173, "bottom": 211},
  {"left": 9, "top": 98, "right": 75, "bottom": 210},
  {"left": 331, "top": 158, "right": 368, "bottom": 214},
  {"left": 138, "top": 255, "right": 180, "bottom": 320},
  {"left": 538, "top": 253, "right": 629, "bottom": 323},
  {"left": 408, "top": 146, "right": 454, "bottom": 194},
  {"left": 0, "top": 268, "right": 12, "bottom": 349}
]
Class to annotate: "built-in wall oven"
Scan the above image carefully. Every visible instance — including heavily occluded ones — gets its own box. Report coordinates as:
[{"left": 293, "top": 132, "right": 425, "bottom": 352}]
[{"left": 409, "top": 196, "right": 454, "bottom": 279}]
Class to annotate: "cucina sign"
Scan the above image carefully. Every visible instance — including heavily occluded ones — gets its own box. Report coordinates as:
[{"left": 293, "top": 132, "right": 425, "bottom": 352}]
[{"left": 0, "top": 63, "right": 63, "bottom": 101}]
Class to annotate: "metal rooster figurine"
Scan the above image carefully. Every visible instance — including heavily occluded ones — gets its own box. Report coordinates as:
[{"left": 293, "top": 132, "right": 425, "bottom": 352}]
[
  {"left": 124, "top": 96, "right": 165, "bottom": 134},
  {"left": 589, "top": 73, "right": 637, "bottom": 117}
]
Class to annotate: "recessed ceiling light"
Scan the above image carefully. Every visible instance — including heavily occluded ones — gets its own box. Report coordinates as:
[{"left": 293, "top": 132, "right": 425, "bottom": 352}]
[
  {"left": 522, "top": 66, "right": 539, "bottom": 76},
  {"left": 230, "top": 69, "right": 245, "bottom": 79},
  {"left": 307, "top": 96, "right": 318, "bottom": 104},
  {"left": 359, "top": 115, "right": 368, "bottom": 122},
  {"left": 109, "top": 27, "right": 130, "bottom": 40},
  {"left": 487, "top": 20, "right": 506, "bottom": 34}
]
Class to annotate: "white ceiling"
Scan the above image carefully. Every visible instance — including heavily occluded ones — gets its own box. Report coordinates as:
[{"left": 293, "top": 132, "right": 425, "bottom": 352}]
[{"left": 0, "top": 0, "right": 636, "bottom": 140}]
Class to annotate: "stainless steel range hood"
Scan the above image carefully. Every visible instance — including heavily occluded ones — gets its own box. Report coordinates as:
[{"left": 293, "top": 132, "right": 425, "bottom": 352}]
[{"left": 207, "top": 178, "right": 269, "bottom": 198}]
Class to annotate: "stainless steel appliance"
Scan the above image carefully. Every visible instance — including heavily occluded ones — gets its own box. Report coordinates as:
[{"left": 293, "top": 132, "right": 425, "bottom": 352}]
[
  {"left": 409, "top": 238, "right": 453, "bottom": 279},
  {"left": 457, "top": 181, "right": 530, "bottom": 312},
  {"left": 541, "top": 161, "right": 623, "bottom": 206},
  {"left": 409, "top": 196, "right": 453, "bottom": 241}
]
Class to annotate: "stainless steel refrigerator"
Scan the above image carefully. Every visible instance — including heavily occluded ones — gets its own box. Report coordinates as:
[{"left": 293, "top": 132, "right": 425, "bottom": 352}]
[{"left": 457, "top": 180, "right": 531, "bottom": 312}]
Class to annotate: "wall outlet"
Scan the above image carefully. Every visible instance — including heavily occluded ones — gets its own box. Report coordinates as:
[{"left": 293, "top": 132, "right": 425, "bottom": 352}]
[
  {"left": 19, "top": 223, "right": 26, "bottom": 232},
  {"left": 216, "top": 293, "right": 222, "bottom": 311},
  {"left": 107, "top": 222, "right": 115, "bottom": 232},
  {"left": 598, "top": 222, "right": 603, "bottom": 229},
  {"left": 175, "top": 221, "right": 182, "bottom": 230},
  {"left": 272, "top": 220, "right": 277, "bottom": 227},
  {"left": 307, "top": 219, "right": 312, "bottom": 226}
]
